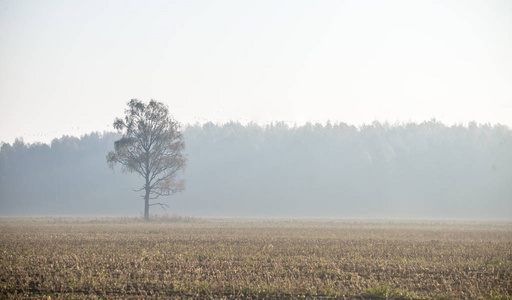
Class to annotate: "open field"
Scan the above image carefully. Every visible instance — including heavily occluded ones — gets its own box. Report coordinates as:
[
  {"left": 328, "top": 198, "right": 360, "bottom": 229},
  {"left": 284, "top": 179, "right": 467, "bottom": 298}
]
[{"left": 1, "top": 217, "right": 511, "bottom": 299}]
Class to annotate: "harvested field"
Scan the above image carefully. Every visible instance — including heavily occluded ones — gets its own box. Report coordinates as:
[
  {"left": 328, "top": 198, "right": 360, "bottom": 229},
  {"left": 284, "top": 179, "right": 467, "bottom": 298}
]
[{"left": 1, "top": 217, "right": 511, "bottom": 299}]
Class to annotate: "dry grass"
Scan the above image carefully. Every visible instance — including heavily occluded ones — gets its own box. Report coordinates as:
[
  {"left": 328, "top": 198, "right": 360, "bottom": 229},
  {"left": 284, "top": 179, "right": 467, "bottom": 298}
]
[{"left": 1, "top": 217, "right": 511, "bottom": 299}]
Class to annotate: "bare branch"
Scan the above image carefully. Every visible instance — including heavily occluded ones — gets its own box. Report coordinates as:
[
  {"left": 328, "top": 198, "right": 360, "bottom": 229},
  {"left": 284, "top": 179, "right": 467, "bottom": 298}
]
[
  {"left": 148, "top": 202, "right": 170, "bottom": 210},
  {"left": 133, "top": 186, "right": 145, "bottom": 192}
]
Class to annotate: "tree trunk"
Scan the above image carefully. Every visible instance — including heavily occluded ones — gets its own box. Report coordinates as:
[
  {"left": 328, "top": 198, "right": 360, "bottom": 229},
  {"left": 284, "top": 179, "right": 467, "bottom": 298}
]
[{"left": 144, "top": 186, "right": 150, "bottom": 221}]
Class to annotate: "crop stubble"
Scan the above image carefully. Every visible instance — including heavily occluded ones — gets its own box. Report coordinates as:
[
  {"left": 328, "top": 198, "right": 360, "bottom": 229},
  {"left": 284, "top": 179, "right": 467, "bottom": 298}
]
[{"left": 0, "top": 218, "right": 511, "bottom": 299}]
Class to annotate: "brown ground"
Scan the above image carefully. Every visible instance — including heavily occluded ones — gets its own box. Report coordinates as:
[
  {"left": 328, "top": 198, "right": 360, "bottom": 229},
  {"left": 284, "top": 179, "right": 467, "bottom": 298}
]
[{"left": 1, "top": 217, "right": 511, "bottom": 299}]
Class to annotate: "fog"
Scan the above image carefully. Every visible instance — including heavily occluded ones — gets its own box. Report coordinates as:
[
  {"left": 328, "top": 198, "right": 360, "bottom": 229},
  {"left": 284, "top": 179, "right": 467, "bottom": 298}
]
[{"left": 1, "top": 120, "right": 511, "bottom": 219}]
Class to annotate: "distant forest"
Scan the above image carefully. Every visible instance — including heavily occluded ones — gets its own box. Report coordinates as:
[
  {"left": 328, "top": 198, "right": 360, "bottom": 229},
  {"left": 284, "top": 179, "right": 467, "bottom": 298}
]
[{"left": 1, "top": 120, "right": 511, "bottom": 218}]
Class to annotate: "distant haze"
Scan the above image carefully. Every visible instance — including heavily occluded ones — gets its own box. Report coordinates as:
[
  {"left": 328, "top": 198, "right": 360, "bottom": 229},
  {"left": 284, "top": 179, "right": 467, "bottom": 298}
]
[
  {"left": 1, "top": 122, "right": 511, "bottom": 219},
  {"left": 1, "top": 0, "right": 512, "bottom": 144}
]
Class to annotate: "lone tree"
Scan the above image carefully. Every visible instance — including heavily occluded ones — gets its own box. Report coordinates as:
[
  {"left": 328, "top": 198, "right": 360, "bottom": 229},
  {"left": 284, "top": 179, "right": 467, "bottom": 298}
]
[{"left": 107, "top": 99, "right": 186, "bottom": 221}]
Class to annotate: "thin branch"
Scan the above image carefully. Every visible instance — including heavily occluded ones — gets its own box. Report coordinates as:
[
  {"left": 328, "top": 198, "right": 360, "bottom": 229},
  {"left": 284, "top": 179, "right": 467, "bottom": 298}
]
[
  {"left": 148, "top": 202, "right": 170, "bottom": 210},
  {"left": 148, "top": 189, "right": 172, "bottom": 199}
]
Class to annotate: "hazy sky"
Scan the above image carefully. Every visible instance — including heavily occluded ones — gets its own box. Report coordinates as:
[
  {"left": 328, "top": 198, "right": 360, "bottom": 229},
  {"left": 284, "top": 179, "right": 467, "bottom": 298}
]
[{"left": 1, "top": 0, "right": 511, "bottom": 144}]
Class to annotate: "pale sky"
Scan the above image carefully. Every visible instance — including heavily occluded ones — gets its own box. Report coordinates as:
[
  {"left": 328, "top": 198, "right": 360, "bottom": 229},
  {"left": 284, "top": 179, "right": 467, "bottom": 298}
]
[{"left": 1, "top": 0, "right": 511, "bottom": 144}]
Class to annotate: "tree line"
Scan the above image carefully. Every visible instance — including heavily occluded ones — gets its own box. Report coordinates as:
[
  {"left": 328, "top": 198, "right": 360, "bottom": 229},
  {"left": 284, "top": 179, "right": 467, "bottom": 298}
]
[{"left": 1, "top": 120, "right": 511, "bottom": 218}]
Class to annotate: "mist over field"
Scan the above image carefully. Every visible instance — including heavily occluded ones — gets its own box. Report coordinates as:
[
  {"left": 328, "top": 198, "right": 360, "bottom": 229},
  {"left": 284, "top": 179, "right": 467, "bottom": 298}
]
[{"left": 1, "top": 120, "right": 511, "bottom": 219}]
